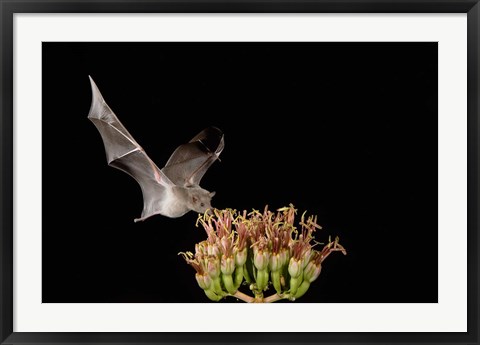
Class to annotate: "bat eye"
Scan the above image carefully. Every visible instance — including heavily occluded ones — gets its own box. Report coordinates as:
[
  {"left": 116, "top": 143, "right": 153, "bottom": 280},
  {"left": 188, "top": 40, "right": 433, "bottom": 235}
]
[{"left": 200, "top": 202, "right": 205, "bottom": 207}]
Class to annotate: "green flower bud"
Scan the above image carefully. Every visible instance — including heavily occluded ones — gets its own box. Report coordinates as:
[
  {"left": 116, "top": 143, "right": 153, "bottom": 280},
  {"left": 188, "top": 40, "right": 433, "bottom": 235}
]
[
  {"left": 293, "top": 280, "right": 310, "bottom": 299},
  {"left": 288, "top": 257, "right": 302, "bottom": 278},
  {"left": 289, "top": 272, "right": 303, "bottom": 296},
  {"left": 207, "top": 256, "right": 220, "bottom": 279},
  {"left": 234, "top": 266, "right": 244, "bottom": 289},
  {"left": 203, "top": 274, "right": 212, "bottom": 289},
  {"left": 256, "top": 269, "right": 269, "bottom": 291},
  {"left": 221, "top": 273, "right": 237, "bottom": 294},
  {"left": 279, "top": 248, "right": 290, "bottom": 268},
  {"left": 221, "top": 255, "right": 235, "bottom": 275},
  {"left": 269, "top": 253, "right": 280, "bottom": 272},
  {"left": 271, "top": 270, "right": 282, "bottom": 294},
  {"left": 289, "top": 277, "right": 300, "bottom": 295},
  {"left": 303, "top": 261, "right": 322, "bottom": 283},
  {"left": 254, "top": 247, "right": 270, "bottom": 271},
  {"left": 195, "top": 273, "right": 211, "bottom": 290},
  {"left": 212, "top": 276, "right": 224, "bottom": 295},
  {"left": 204, "top": 288, "right": 222, "bottom": 302},
  {"left": 235, "top": 247, "right": 247, "bottom": 267},
  {"left": 302, "top": 248, "right": 312, "bottom": 269}
]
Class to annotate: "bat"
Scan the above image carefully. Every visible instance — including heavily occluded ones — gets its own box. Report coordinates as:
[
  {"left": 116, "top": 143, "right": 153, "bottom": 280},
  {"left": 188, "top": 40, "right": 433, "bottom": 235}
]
[{"left": 87, "top": 76, "right": 224, "bottom": 222}]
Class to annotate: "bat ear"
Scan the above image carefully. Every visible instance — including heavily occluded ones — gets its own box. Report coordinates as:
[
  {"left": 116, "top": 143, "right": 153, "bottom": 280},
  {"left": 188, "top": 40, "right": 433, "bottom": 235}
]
[{"left": 209, "top": 191, "right": 216, "bottom": 198}]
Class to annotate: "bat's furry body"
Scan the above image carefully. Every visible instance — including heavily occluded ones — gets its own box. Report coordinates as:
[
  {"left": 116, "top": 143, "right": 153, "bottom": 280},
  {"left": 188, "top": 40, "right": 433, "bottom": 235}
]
[{"left": 87, "top": 76, "right": 224, "bottom": 222}]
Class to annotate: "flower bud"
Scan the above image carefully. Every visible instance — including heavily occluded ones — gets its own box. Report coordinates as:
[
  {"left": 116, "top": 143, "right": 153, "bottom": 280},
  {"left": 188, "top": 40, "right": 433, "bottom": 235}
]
[
  {"left": 293, "top": 280, "right": 311, "bottom": 299},
  {"left": 289, "top": 276, "right": 301, "bottom": 295},
  {"left": 279, "top": 248, "right": 290, "bottom": 268},
  {"left": 235, "top": 247, "right": 247, "bottom": 267},
  {"left": 288, "top": 257, "right": 302, "bottom": 278},
  {"left": 302, "top": 248, "right": 313, "bottom": 269},
  {"left": 202, "top": 274, "right": 212, "bottom": 289},
  {"left": 207, "top": 243, "right": 220, "bottom": 257},
  {"left": 253, "top": 247, "right": 269, "bottom": 271},
  {"left": 221, "top": 272, "right": 236, "bottom": 294},
  {"left": 271, "top": 270, "right": 282, "bottom": 294},
  {"left": 303, "top": 261, "right": 322, "bottom": 283},
  {"left": 234, "top": 265, "right": 244, "bottom": 289},
  {"left": 195, "top": 273, "right": 212, "bottom": 290},
  {"left": 269, "top": 253, "right": 280, "bottom": 272},
  {"left": 221, "top": 255, "right": 235, "bottom": 275},
  {"left": 256, "top": 269, "right": 269, "bottom": 291},
  {"left": 206, "top": 256, "right": 220, "bottom": 279},
  {"left": 204, "top": 288, "right": 222, "bottom": 302}
]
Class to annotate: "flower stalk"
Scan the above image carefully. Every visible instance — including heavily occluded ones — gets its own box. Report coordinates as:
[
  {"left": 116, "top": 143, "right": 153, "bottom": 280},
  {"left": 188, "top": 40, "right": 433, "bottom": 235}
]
[{"left": 180, "top": 204, "right": 346, "bottom": 302}]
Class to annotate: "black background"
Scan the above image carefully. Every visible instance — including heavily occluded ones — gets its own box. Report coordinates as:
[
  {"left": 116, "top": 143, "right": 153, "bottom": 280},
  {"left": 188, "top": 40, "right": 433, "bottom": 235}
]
[{"left": 42, "top": 42, "right": 437, "bottom": 303}]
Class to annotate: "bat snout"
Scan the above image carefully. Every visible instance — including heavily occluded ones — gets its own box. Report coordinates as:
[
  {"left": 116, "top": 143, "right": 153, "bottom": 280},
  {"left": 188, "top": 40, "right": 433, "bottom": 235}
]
[{"left": 203, "top": 208, "right": 213, "bottom": 216}]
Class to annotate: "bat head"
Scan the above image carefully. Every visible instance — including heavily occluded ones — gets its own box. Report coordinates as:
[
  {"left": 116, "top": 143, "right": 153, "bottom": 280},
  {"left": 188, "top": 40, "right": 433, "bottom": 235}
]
[{"left": 186, "top": 187, "right": 216, "bottom": 214}]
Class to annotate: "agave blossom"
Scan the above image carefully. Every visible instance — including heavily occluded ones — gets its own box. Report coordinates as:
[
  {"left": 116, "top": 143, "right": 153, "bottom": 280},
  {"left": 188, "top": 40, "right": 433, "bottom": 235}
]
[{"left": 180, "top": 205, "right": 346, "bottom": 303}]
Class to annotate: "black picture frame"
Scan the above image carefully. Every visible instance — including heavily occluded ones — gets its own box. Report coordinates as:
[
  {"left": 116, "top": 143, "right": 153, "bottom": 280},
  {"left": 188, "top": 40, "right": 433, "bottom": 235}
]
[{"left": 1, "top": 1, "right": 478, "bottom": 344}]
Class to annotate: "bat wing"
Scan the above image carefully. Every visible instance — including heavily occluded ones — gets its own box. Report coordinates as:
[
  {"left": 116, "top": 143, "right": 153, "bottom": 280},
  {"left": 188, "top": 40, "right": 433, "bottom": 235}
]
[
  {"left": 161, "top": 127, "right": 224, "bottom": 187},
  {"left": 87, "top": 76, "right": 174, "bottom": 221}
]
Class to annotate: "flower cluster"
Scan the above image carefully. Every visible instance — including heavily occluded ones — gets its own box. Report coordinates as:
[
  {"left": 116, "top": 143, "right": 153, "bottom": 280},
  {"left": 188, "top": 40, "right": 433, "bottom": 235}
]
[{"left": 180, "top": 205, "right": 346, "bottom": 303}]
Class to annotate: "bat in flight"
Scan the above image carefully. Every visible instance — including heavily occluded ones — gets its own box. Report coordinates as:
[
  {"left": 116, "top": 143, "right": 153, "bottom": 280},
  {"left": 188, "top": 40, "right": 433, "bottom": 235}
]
[{"left": 87, "top": 76, "right": 224, "bottom": 222}]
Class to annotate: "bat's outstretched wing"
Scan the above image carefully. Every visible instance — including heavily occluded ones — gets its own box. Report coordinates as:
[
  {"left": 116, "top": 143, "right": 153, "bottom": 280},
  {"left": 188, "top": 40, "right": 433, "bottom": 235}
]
[
  {"left": 161, "top": 127, "right": 224, "bottom": 187},
  {"left": 87, "top": 76, "right": 173, "bottom": 221}
]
